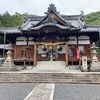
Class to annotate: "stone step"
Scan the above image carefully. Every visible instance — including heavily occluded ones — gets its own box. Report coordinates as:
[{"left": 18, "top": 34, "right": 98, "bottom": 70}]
[
  {"left": 36, "top": 61, "right": 66, "bottom": 70},
  {"left": 0, "top": 72, "right": 100, "bottom": 83}
]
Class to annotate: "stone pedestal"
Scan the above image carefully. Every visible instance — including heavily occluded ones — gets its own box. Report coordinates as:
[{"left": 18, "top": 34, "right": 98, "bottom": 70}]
[
  {"left": 1, "top": 53, "right": 16, "bottom": 71},
  {"left": 90, "top": 56, "right": 100, "bottom": 72},
  {"left": 1, "top": 61, "right": 16, "bottom": 71},
  {"left": 89, "top": 42, "right": 100, "bottom": 72},
  {"left": 0, "top": 44, "right": 16, "bottom": 71}
]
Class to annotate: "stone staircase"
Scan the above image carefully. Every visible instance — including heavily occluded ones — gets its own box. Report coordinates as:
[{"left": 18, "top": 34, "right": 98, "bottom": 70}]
[
  {"left": 0, "top": 72, "right": 100, "bottom": 84},
  {"left": 0, "top": 62, "right": 100, "bottom": 84},
  {"left": 36, "top": 61, "right": 66, "bottom": 70}
]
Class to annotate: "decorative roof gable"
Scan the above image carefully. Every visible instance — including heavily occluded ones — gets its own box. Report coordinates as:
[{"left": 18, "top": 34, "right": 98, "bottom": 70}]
[{"left": 29, "top": 4, "right": 77, "bottom": 31}]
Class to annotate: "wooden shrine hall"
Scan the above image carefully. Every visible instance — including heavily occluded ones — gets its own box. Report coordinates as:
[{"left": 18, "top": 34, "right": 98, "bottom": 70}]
[{"left": 0, "top": 4, "right": 100, "bottom": 67}]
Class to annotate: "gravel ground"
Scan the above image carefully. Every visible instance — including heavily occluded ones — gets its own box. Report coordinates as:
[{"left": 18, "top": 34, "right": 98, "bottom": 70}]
[
  {"left": 0, "top": 83, "right": 37, "bottom": 100},
  {"left": 54, "top": 84, "right": 100, "bottom": 100}
]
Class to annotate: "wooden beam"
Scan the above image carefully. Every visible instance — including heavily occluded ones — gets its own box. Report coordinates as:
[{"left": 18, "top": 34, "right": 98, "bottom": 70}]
[
  {"left": 65, "top": 42, "right": 68, "bottom": 67},
  {"left": 33, "top": 43, "right": 37, "bottom": 66}
]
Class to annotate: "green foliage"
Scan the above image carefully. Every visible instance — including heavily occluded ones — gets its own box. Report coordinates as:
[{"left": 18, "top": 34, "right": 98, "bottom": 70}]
[
  {"left": 85, "top": 11, "right": 100, "bottom": 25},
  {"left": 96, "top": 40, "right": 100, "bottom": 55},
  {"left": 7, "top": 12, "right": 23, "bottom": 27},
  {"left": 96, "top": 39, "right": 100, "bottom": 47},
  {"left": 0, "top": 20, "right": 3, "bottom": 27},
  {"left": 0, "top": 11, "right": 11, "bottom": 27},
  {"left": 0, "top": 36, "right": 4, "bottom": 44},
  {"left": 0, "top": 11, "right": 24, "bottom": 27},
  {"left": 0, "top": 11, "right": 37, "bottom": 27}
]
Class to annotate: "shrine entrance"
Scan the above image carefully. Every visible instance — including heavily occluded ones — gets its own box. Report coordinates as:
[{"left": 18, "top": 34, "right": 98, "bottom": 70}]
[
  {"left": 34, "top": 42, "right": 68, "bottom": 70},
  {"left": 33, "top": 42, "right": 68, "bottom": 67}
]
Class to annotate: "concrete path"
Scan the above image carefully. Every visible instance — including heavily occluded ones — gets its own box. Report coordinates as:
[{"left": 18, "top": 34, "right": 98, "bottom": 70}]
[
  {"left": 24, "top": 83, "right": 100, "bottom": 100},
  {"left": 0, "top": 83, "right": 37, "bottom": 100},
  {"left": 54, "top": 84, "right": 100, "bottom": 100},
  {"left": 24, "top": 84, "right": 55, "bottom": 100}
]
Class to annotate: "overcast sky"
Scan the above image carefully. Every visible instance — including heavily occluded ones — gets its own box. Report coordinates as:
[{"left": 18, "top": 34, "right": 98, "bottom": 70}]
[{"left": 0, "top": 0, "right": 100, "bottom": 15}]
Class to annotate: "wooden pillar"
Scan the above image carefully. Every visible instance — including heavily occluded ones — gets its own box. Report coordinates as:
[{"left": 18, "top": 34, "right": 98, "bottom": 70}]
[
  {"left": 77, "top": 35, "right": 78, "bottom": 46},
  {"left": 90, "top": 44, "right": 92, "bottom": 58},
  {"left": 33, "top": 42, "right": 37, "bottom": 66},
  {"left": 14, "top": 45, "right": 16, "bottom": 59},
  {"left": 65, "top": 42, "right": 68, "bottom": 67}
]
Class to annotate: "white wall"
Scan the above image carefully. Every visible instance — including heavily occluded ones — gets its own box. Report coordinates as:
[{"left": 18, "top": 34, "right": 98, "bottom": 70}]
[
  {"left": 28, "top": 37, "right": 34, "bottom": 45},
  {"left": 68, "top": 36, "right": 77, "bottom": 44},
  {"left": 16, "top": 41, "right": 27, "bottom": 45},
  {"left": 16, "top": 37, "right": 34, "bottom": 45},
  {"left": 16, "top": 37, "right": 27, "bottom": 45},
  {"left": 78, "top": 36, "right": 90, "bottom": 44}
]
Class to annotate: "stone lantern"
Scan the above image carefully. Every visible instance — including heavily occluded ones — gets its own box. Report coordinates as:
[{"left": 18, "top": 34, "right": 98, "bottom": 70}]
[
  {"left": 1, "top": 44, "right": 16, "bottom": 71},
  {"left": 89, "top": 42, "right": 100, "bottom": 71}
]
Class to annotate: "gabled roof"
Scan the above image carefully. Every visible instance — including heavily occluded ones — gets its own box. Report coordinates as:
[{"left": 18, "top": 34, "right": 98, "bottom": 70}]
[
  {"left": 32, "top": 4, "right": 69, "bottom": 27},
  {"left": 21, "top": 4, "right": 78, "bottom": 31},
  {"left": 20, "top": 4, "right": 86, "bottom": 32}
]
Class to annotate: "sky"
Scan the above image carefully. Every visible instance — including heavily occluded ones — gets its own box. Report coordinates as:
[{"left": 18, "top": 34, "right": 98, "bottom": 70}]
[{"left": 0, "top": 0, "right": 100, "bottom": 15}]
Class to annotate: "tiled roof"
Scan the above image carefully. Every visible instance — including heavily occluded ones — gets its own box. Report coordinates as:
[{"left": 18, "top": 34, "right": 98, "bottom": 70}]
[
  {"left": 0, "top": 27, "right": 21, "bottom": 33},
  {"left": 30, "top": 22, "right": 71, "bottom": 31},
  {"left": 81, "top": 26, "right": 100, "bottom": 32}
]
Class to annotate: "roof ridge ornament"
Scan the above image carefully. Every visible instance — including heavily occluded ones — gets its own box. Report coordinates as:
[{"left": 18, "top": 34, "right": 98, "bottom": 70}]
[
  {"left": 80, "top": 11, "right": 84, "bottom": 15},
  {"left": 44, "top": 3, "right": 59, "bottom": 15},
  {"left": 80, "top": 11, "right": 85, "bottom": 22}
]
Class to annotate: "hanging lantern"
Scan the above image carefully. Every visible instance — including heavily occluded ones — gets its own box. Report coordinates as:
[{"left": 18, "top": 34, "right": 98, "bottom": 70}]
[
  {"left": 49, "top": 45, "right": 53, "bottom": 50},
  {"left": 43, "top": 47, "right": 47, "bottom": 51},
  {"left": 57, "top": 45, "right": 60, "bottom": 49},
  {"left": 42, "top": 45, "right": 45, "bottom": 49},
  {"left": 58, "top": 47, "right": 62, "bottom": 51}
]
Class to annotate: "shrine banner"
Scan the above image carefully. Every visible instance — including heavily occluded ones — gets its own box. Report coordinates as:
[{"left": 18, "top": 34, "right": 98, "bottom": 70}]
[{"left": 76, "top": 48, "right": 80, "bottom": 61}]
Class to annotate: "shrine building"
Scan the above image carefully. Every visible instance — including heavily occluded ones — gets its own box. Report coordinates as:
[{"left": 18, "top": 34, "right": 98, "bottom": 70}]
[{"left": 0, "top": 4, "right": 100, "bottom": 67}]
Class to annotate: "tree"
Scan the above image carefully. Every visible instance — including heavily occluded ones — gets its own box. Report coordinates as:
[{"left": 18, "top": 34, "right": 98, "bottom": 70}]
[
  {"left": 7, "top": 12, "right": 23, "bottom": 27},
  {"left": 85, "top": 11, "right": 100, "bottom": 25},
  {"left": 96, "top": 40, "right": 100, "bottom": 47},
  {"left": 1, "top": 11, "right": 10, "bottom": 27},
  {"left": 0, "top": 20, "right": 3, "bottom": 27},
  {"left": 96, "top": 40, "right": 100, "bottom": 55}
]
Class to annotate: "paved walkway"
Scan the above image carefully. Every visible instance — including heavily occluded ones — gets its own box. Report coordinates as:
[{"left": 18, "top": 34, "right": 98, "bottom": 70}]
[
  {"left": 24, "top": 84, "right": 54, "bottom": 100},
  {"left": 0, "top": 83, "right": 37, "bottom": 100},
  {"left": 1, "top": 83, "right": 100, "bottom": 100},
  {"left": 24, "top": 83, "right": 100, "bottom": 100}
]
